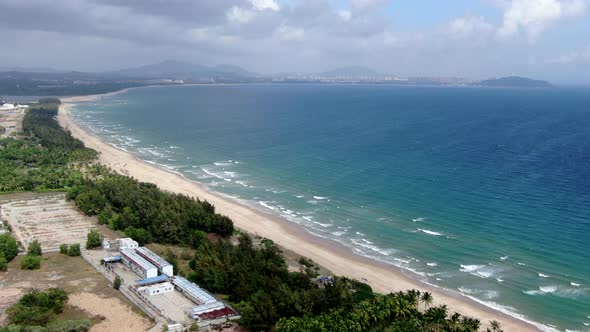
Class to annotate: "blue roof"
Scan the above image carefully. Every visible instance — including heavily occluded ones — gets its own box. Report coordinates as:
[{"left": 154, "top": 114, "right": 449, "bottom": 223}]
[{"left": 136, "top": 275, "right": 168, "bottom": 285}]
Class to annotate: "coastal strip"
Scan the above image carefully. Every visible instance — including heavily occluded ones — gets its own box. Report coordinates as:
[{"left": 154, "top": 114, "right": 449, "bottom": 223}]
[{"left": 58, "top": 92, "right": 540, "bottom": 332}]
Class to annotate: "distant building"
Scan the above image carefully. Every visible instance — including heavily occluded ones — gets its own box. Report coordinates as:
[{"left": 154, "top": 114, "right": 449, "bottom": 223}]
[
  {"left": 120, "top": 248, "right": 158, "bottom": 279},
  {"left": 135, "top": 247, "right": 174, "bottom": 277},
  {"left": 119, "top": 238, "right": 139, "bottom": 250},
  {"left": 102, "top": 239, "right": 119, "bottom": 250}
]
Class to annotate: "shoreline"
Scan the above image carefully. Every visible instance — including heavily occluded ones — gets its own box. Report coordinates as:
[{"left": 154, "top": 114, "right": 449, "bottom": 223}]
[{"left": 57, "top": 89, "right": 541, "bottom": 332}]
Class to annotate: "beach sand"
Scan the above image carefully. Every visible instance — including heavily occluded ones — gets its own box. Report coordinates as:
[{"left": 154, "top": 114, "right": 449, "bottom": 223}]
[{"left": 58, "top": 92, "right": 540, "bottom": 332}]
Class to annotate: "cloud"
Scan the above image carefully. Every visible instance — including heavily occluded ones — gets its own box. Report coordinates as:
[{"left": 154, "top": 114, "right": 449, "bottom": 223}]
[
  {"left": 227, "top": 6, "right": 256, "bottom": 23},
  {"left": 447, "top": 15, "right": 494, "bottom": 39},
  {"left": 274, "top": 24, "right": 305, "bottom": 41},
  {"left": 338, "top": 10, "right": 352, "bottom": 21},
  {"left": 250, "top": 0, "right": 279, "bottom": 11},
  {"left": 497, "top": 0, "right": 587, "bottom": 42},
  {"left": 543, "top": 46, "right": 590, "bottom": 63}
]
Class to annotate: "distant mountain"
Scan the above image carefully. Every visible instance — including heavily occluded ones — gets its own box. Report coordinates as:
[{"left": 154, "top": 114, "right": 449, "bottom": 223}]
[
  {"left": 478, "top": 76, "right": 551, "bottom": 88},
  {"left": 0, "top": 66, "right": 65, "bottom": 73},
  {"left": 319, "top": 66, "right": 381, "bottom": 77},
  {"left": 110, "top": 60, "right": 256, "bottom": 79}
]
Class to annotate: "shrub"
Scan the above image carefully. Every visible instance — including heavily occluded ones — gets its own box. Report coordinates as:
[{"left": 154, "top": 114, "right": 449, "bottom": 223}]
[
  {"left": 85, "top": 229, "right": 103, "bottom": 249},
  {"left": 0, "top": 233, "right": 19, "bottom": 262},
  {"left": 67, "top": 244, "right": 81, "bottom": 257},
  {"left": 46, "top": 319, "right": 91, "bottom": 332},
  {"left": 7, "top": 288, "right": 68, "bottom": 326},
  {"left": 59, "top": 244, "right": 68, "bottom": 255},
  {"left": 113, "top": 276, "right": 121, "bottom": 290},
  {"left": 28, "top": 240, "right": 42, "bottom": 256},
  {"left": 0, "top": 252, "right": 7, "bottom": 271},
  {"left": 21, "top": 255, "right": 41, "bottom": 270}
]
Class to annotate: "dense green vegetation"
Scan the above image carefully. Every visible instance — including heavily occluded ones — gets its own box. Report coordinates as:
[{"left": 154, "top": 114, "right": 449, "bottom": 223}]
[
  {"left": 28, "top": 240, "right": 42, "bottom": 256},
  {"left": 0, "top": 233, "right": 19, "bottom": 262},
  {"left": 20, "top": 255, "right": 41, "bottom": 270},
  {"left": 0, "top": 102, "right": 95, "bottom": 192},
  {"left": 67, "top": 168, "right": 234, "bottom": 242},
  {"left": 2, "top": 288, "right": 91, "bottom": 332},
  {"left": 85, "top": 229, "right": 102, "bottom": 249},
  {"left": 276, "top": 290, "right": 486, "bottom": 332},
  {"left": 0, "top": 99, "right": 495, "bottom": 331}
]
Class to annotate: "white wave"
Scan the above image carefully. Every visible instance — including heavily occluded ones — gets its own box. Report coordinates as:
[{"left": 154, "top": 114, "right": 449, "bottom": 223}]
[
  {"left": 524, "top": 285, "right": 586, "bottom": 299},
  {"left": 265, "top": 188, "right": 285, "bottom": 194},
  {"left": 307, "top": 200, "right": 319, "bottom": 205},
  {"left": 412, "top": 217, "right": 425, "bottom": 222},
  {"left": 295, "top": 195, "right": 304, "bottom": 198},
  {"left": 496, "top": 278, "right": 504, "bottom": 283},
  {"left": 224, "top": 171, "right": 238, "bottom": 178},
  {"left": 235, "top": 180, "right": 250, "bottom": 187},
  {"left": 538, "top": 273, "right": 550, "bottom": 278},
  {"left": 517, "top": 262, "right": 526, "bottom": 266},
  {"left": 458, "top": 287, "right": 498, "bottom": 300},
  {"left": 427, "top": 262, "right": 438, "bottom": 267},
  {"left": 259, "top": 201, "right": 279, "bottom": 211},
  {"left": 356, "top": 231, "right": 365, "bottom": 236},
  {"left": 331, "top": 231, "right": 346, "bottom": 236},
  {"left": 313, "top": 221, "right": 333, "bottom": 228},
  {"left": 418, "top": 228, "right": 443, "bottom": 236},
  {"left": 302, "top": 216, "right": 314, "bottom": 222},
  {"left": 571, "top": 282, "right": 581, "bottom": 287},
  {"left": 460, "top": 264, "right": 486, "bottom": 273},
  {"left": 169, "top": 145, "right": 180, "bottom": 149},
  {"left": 361, "top": 238, "right": 374, "bottom": 244},
  {"left": 500, "top": 256, "right": 508, "bottom": 260},
  {"left": 214, "top": 162, "right": 232, "bottom": 166},
  {"left": 583, "top": 323, "right": 589, "bottom": 326}
]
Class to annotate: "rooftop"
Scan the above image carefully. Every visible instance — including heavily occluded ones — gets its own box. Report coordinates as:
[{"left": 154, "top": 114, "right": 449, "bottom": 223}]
[
  {"left": 121, "top": 248, "right": 157, "bottom": 272},
  {"left": 135, "top": 246, "right": 172, "bottom": 269}
]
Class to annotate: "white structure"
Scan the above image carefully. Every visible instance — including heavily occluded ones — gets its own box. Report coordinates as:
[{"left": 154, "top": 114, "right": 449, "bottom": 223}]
[
  {"left": 143, "top": 282, "right": 174, "bottom": 296},
  {"left": 172, "top": 276, "right": 225, "bottom": 318},
  {"left": 119, "top": 237, "right": 138, "bottom": 250},
  {"left": 0, "top": 103, "right": 26, "bottom": 110},
  {"left": 120, "top": 248, "right": 158, "bottom": 279},
  {"left": 135, "top": 247, "right": 174, "bottom": 277}
]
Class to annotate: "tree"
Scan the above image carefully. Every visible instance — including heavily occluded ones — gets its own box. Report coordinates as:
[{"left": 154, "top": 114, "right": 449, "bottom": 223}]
[
  {"left": 488, "top": 320, "right": 503, "bottom": 332},
  {"left": 28, "top": 240, "right": 42, "bottom": 256},
  {"left": 421, "top": 291, "right": 433, "bottom": 310},
  {"left": 0, "top": 233, "right": 19, "bottom": 262},
  {"left": 7, "top": 288, "right": 68, "bottom": 326},
  {"left": 113, "top": 276, "right": 121, "bottom": 290},
  {"left": 21, "top": 255, "right": 41, "bottom": 270},
  {"left": 68, "top": 244, "right": 81, "bottom": 257},
  {"left": 0, "top": 252, "right": 7, "bottom": 271},
  {"left": 59, "top": 243, "right": 69, "bottom": 254},
  {"left": 125, "top": 227, "right": 152, "bottom": 246},
  {"left": 86, "top": 229, "right": 103, "bottom": 249}
]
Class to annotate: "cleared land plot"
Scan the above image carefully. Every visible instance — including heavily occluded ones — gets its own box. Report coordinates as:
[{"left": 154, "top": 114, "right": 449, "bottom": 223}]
[
  {"left": 0, "top": 192, "right": 96, "bottom": 252},
  {"left": 0, "top": 252, "right": 152, "bottom": 331},
  {"left": 0, "top": 108, "right": 25, "bottom": 138}
]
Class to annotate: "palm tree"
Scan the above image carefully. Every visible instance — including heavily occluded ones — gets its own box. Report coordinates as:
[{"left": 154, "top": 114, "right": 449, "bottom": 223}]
[
  {"left": 421, "top": 291, "right": 433, "bottom": 310},
  {"left": 489, "top": 320, "right": 503, "bottom": 332}
]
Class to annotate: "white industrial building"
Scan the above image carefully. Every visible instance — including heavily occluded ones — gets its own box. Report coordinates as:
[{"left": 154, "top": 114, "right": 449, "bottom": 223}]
[
  {"left": 120, "top": 248, "right": 158, "bottom": 279},
  {"left": 135, "top": 246, "right": 174, "bottom": 277},
  {"left": 142, "top": 282, "right": 174, "bottom": 296},
  {"left": 119, "top": 237, "right": 138, "bottom": 250},
  {"left": 172, "top": 276, "right": 226, "bottom": 319}
]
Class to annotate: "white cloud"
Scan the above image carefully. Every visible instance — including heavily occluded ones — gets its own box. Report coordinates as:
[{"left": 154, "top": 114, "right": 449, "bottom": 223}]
[
  {"left": 275, "top": 24, "right": 305, "bottom": 41},
  {"left": 447, "top": 15, "right": 494, "bottom": 39},
  {"left": 338, "top": 10, "right": 352, "bottom": 21},
  {"left": 250, "top": 0, "right": 279, "bottom": 11},
  {"left": 227, "top": 6, "right": 256, "bottom": 23},
  {"left": 544, "top": 46, "right": 590, "bottom": 63},
  {"left": 497, "top": 0, "right": 587, "bottom": 42},
  {"left": 350, "top": 0, "right": 389, "bottom": 10}
]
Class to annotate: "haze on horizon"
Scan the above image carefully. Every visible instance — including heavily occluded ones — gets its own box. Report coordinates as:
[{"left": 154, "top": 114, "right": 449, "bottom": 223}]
[{"left": 1, "top": 0, "right": 589, "bottom": 84}]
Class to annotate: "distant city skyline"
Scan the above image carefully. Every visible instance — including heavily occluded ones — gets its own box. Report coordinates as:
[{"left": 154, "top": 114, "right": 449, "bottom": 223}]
[{"left": 0, "top": 0, "right": 589, "bottom": 83}]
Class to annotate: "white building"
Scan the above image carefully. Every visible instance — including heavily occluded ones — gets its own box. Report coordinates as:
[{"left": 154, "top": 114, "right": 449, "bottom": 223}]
[
  {"left": 135, "top": 247, "right": 174, "bottom": 277},
  {"left": 142, "top": 282, "right": 174, "bottom": 296},
  {"left": 119, "top": 237, "right": 138, "bottom": 250},
  {"left": 172, "top": 276, "right": 227, "bottom": 318},
  {"left": 120, "top": 248, "right": 158, "bottom": 279}
]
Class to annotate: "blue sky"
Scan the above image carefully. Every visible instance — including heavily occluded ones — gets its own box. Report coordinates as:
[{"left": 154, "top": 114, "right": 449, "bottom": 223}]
[{"left": 0, "top": 0, "right": 589, "bottom": 83}]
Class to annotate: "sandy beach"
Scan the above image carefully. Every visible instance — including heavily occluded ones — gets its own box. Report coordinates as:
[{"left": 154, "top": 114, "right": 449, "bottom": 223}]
[{"left": 58, "top": 91, "right": 540, "bottom": 332}]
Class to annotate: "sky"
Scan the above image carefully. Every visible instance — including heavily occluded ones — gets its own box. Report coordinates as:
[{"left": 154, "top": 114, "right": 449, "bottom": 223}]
[{"left": 0, "top": 0, "right": 589, "bottom": 83}]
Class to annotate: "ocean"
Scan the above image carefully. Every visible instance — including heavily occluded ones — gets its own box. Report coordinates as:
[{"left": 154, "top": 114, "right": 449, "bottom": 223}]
[{"left": 70, "top": 84, "right": 590, "bottom": 331}]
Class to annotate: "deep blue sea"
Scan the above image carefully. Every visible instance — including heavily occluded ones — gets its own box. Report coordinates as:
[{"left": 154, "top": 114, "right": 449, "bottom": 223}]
[{"left": 71, "top": 84, "right": 590, "bottom": 331}]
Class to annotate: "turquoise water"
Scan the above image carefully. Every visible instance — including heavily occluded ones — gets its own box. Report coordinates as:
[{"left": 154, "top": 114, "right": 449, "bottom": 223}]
[{"left": 71, "top": 84, "right": 590, "bottom": 331}]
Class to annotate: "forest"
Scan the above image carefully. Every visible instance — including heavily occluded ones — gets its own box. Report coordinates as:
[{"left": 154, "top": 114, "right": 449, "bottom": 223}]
[{"left": 0, "top": 99, "right": 497, "bottom": 331}]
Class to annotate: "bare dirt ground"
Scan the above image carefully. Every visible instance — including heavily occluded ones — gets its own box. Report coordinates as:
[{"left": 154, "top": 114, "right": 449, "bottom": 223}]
[
  {"left": 0, "top": 107, "right": 25, "bottom": 138},
  {"left": 0, "top": 253, "right": 152, "bottom": 331},
  {"left": 0, "top": 192, "right": 97, "bottom": 251}
]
